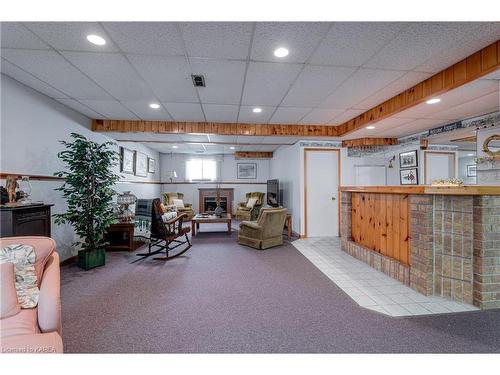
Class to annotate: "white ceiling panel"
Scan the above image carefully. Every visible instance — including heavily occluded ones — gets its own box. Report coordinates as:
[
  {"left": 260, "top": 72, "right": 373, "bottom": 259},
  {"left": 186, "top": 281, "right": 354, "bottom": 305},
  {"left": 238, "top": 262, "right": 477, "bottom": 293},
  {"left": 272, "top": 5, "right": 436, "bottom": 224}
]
[
  {"left": 353, "top": 71, "right": 432, "bottom": 110},
  {"left": 209, "top": 135, "right": 237, "bottom": 143},
  {"left": 121, "top": 101, "right": 172, "bottom": 120},
  {"left": 346, "top": 116, "right": 418, "bottom": 138},
  {"left": 269, "top": 107, "right": 311, "bottom": 124},
  {"left": 251, "top": 22, "right": 330, "bottom": 63},
  {"left": 310, "top": 22, "right": 405, "bottom": 67},
  {"left": 259, "top": 136, "right": 295, "bottom": 144},
  {"left": 179, "top": 22, "right": 253, "bottom": 59},
  {"left": 1, "top": 59, "right": 68, "bottom": 99},
  {"left": 364, "top": 23, "right": 483, "bottom": 71},
  {"left": 24, "top": 22, "right": 119, "bottom": 52},
  {"left": 79, "top": 100, "right": 139, "bottom": 119},
  {"left": 1, "top": 23, "right": 50, "bottom": 50},
  {"left": 102, "top": 22, "right": 185, "bottom": 56},
  {"left": 127, "top": 55, "right": 198, "bottom": 102},
  {"left": 281, "top": 65, "right": 356, "bottom": 107},
  {"left": 62, "top": 52, "right": 154, "bottom": 100},
  {"left": 1, "top": 49, "right": 112, "bottom": 99},
  {"left": 298, "top": 108, "right": 344, "bottom": 124},
  {"left": 481, "top": 69, "right": 500, "bottom": 80},
  {"left": 238, "top": 105, "right": 276, "bottom": 123},
  {"left": 179, "top": 134, "right": 210, "bottom": 142},
  {"left": 57, "top": 99, "right": 105, "bottom": 119},
  {"left": 426, "top": 91, "right": 499, "bottom": 121},
  {"left": 189, "top": 58, "right": 246, "bottom": 104},
  {"left": 202, "top": 104, "right": 239, "bottom": 122},
  {"left": 242, "top": 61, "right": 302, "bottom": 106},
  {"left": 258, "top": 144, "right": 281, "bottom": 152},
  {"left": 328, "top": 109, "right": 364, "bottom": 125},
  {"left": 236, "top": 136, "right": 265, "bottom": 143},
  {"left": 163, "top": 102, "right": 205, "bottom": 121},
  {"left": 320, "top": 68, "right": 406, "bottom": 109}
]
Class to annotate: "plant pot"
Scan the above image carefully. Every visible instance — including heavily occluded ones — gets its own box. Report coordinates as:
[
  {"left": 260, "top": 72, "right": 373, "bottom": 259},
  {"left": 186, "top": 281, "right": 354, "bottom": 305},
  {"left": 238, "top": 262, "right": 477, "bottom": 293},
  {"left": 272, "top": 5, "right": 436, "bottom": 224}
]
[{"left": 78, "top": 248, "right": 106, "bottom": 270}]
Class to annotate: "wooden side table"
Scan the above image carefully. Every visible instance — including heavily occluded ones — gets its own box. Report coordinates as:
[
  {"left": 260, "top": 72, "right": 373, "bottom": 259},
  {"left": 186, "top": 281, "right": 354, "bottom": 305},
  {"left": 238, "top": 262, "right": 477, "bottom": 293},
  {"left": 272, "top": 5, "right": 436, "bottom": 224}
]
[
  {"left": 105, "top": 222, "right": 143, "bottom": 252},
  {"left": 285, "top": 214, "right": 292, "bottom": 241}
]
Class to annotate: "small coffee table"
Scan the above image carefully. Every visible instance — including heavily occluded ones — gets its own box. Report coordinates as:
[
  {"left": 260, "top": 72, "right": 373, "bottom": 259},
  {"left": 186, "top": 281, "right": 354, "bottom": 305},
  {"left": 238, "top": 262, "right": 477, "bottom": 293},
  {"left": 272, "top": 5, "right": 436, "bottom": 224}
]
[{"left": 191, "top": 213, "right": 232, "bottom": 236}]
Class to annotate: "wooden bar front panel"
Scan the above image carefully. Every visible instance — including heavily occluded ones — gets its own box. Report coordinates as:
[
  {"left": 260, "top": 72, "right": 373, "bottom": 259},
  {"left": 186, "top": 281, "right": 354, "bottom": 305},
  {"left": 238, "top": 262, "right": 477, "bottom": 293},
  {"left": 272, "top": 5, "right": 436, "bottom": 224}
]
[{"left": 351, "top": 193, "right": 410, "bottom": 266}]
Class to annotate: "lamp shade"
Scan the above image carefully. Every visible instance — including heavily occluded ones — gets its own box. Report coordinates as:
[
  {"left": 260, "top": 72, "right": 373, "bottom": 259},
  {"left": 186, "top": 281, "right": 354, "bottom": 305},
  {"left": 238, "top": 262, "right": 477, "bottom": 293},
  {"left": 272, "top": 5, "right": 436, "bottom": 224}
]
[{"left": 166, "top": 170, "right": 178, "bottom": 179}]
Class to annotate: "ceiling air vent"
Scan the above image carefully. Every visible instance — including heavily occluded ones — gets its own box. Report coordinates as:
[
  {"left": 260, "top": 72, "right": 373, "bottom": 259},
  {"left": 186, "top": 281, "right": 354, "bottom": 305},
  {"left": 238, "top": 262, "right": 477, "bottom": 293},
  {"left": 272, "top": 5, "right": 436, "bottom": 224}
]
[{"left": 191, "top": 74, "right": 206, "bottom": 87}]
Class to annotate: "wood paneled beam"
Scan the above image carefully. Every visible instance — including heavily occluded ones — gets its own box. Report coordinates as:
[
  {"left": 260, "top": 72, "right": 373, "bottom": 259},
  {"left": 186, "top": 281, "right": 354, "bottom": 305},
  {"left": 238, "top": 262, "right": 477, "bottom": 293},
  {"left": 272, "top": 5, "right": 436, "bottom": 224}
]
[
  {"left": 234, "top": 151, "right": 273, "bottom": 159},
  {"left": 341, "top": 137, "right": 398, "bottom": 148}
]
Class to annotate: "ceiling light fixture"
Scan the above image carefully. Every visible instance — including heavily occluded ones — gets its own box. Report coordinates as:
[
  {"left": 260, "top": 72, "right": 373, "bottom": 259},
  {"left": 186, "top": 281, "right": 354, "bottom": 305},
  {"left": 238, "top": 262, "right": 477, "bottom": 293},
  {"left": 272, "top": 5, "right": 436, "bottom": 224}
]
[
  {"left": 149, "top": 103, "right": 160, "bottom": 109},
  {"left": 86, "top": 34, "right": 106, "bottom": 46},
  {"left": 467, "top": 153, "right": 474, "bottom": 156},
  {"left": 252, "top": 107, "right": 262, "bottom": 113},
  {"left": 273, "top": 47, "right": 289, "bottom": 58},
  {"left": 230, "top": 146, "right": 235, "bottom": 150},
  {"left": 366, "top": 126, "right": 376, "bottom": 130},
  {"left": 426, "top": 98, "right": 441, "bottom": 104},
  {"left": 172, "top": 145, "right": 178, "bottom": 149}
]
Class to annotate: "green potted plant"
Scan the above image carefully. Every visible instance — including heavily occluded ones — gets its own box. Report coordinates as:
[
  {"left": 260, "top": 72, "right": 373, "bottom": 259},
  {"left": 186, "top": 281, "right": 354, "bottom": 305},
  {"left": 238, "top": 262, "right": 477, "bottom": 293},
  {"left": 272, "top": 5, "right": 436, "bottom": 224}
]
[{"left": 54, "top": 133, "right": 120, "bottom": 270}]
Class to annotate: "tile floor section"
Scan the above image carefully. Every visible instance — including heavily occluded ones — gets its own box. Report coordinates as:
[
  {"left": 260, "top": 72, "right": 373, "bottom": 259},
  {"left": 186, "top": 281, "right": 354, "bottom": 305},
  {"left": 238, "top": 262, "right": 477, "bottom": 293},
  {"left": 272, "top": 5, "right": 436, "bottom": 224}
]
[{"left": 292, "top": 237, "right": 479, "bottom": 317}]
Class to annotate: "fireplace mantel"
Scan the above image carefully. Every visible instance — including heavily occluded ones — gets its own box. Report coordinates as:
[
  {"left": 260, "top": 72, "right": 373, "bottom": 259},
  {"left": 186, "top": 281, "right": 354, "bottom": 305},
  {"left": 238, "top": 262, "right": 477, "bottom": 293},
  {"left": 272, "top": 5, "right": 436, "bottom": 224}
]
[{"left": 198, "top": 188, "right": 234, "bottom": 215}]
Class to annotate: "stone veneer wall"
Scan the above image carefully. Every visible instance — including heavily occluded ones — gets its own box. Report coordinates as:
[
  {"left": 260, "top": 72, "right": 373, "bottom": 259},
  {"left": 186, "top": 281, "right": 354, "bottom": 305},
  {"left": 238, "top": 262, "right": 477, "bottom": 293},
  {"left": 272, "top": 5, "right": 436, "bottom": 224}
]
[
  {"left": 433, "top": 195, "right": 474, "bottom": 304},
  {"left": 473, "top": 196, "right": 500, "bottom": 309}
]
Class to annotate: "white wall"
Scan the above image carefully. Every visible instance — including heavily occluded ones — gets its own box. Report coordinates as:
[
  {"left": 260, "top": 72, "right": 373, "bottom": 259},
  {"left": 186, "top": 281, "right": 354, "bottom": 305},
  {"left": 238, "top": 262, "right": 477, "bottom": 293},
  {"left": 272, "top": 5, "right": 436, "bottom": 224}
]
[
  {"left": 1, "top": 75, "right": 161, "bottom": 260},
  {"left": 458, "top": 153, "right": 477, "bottom": 185}
]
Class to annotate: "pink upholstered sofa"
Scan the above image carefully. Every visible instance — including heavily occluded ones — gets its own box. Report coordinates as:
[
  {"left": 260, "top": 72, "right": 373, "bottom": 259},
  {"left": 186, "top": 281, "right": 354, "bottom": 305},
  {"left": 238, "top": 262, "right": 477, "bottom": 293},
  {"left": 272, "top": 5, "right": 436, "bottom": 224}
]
[{"left": 0, "top": 236, "right": 63, "bottom": 354}]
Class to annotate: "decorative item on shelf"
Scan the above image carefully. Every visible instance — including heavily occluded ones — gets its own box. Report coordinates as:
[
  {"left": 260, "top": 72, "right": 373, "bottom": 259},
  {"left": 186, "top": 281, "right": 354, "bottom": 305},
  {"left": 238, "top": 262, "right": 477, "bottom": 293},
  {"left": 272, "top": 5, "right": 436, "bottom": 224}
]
[
  {"left": 214, "top": 182, "right": 223, "bottom": 217},
  {"left": 5, "top": 175, "right": 18, "bottom": 205},
  {"left": 117, "top": 191, "right": 137, "bottom": 223},
  {"left": 482, "top": 134, "right": 500, "bottom": 158},
  {"left": 166, "top": 170, "right": 178, "bottom": 183},
  {"left": 388, "top": 155, "right": 396, "bottom": 169},
  {"left": 431, "top": 178, "right": 464, "bottom": 186},
  {"left": 18, "top": 176, "right": 32, "bottom": 204}
]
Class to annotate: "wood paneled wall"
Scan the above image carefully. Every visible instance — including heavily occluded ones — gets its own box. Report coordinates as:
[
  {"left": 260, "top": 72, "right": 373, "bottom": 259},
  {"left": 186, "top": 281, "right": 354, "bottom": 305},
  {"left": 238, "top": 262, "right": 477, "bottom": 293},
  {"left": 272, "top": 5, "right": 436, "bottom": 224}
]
[{"left": 351, "top": 193, "right": 410, "bottom": 266}]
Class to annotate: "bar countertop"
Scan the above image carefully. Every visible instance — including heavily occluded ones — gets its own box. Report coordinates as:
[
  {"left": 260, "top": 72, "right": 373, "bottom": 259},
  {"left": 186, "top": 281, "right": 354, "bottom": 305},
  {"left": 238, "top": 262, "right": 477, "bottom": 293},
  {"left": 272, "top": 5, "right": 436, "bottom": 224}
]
[{"left": 339, "top": 185, "right": 500, "bottom": 195}]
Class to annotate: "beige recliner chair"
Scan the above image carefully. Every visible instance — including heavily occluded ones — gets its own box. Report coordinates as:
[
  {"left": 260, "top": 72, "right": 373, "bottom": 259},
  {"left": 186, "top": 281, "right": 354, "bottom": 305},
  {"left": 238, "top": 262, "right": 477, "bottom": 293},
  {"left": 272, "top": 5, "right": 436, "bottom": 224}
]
[{"left": 238, "top": 207, "right": 288, "bottom": 250}]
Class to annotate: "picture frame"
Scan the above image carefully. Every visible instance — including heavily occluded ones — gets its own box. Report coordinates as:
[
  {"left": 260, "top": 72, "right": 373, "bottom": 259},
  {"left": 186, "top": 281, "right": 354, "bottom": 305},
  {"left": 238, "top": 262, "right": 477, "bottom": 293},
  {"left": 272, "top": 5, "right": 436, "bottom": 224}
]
[
  {"left": 467, "top": 164, "right": 477, "bottom": 177},
  {"left": 135, "top": 152, "right": 148, "bottom": 177},
  {"left": 400, "top": 168, "right": 418, "bottom": 185},
  {"left": 237, "top": 163, "right": 257, "bottom": 179},
  {"left": 120, "top": 147, "right": 135, "bottom": 175},
  {"left": 399, "top": 150, "right": 418, "bottom": 168},
  {"left": 148, "top": 157, "right": 155, "bottom": 173}
]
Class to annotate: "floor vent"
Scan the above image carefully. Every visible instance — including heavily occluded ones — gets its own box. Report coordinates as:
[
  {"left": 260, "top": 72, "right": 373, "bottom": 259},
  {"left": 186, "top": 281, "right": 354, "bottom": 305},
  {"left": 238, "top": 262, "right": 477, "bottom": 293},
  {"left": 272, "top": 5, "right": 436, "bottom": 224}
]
[{"left": 191, "top": 74, "right": 206, "bottom": 87}]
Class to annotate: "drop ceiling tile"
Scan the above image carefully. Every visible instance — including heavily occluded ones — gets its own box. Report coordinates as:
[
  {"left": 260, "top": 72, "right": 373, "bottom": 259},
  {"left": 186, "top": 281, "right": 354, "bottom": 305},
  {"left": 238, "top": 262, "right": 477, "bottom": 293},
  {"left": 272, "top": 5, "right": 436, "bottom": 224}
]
[
  {"left": 179, "top": 22, "right": 253, "bottom": 59},
  {"left": 62, "top": 52, "right": 154, "bottom": 100},
  {"left": 354, "top": 71, "right": 432, "bottom": 110},
  {"left": 179, "top": 134, "right": 210, "bottom": 142},
  {"left": 24, "top": 22, "right": 119, "bottom": 52},
  {"left": 79, "top": 100, "right": 139, "bottom": 119},
  {"left": 269, "top": 107, "right": 311, "bottom": 124},
  {"left": 128, "top": 55, "right": 198, "bottom": 102},
  {"left": 163, "top": 102, "right": 205, "bottom": 121},
  {"left": 238, "top": 105, "right": 276, "bottom": 123},
  {"left": 364, "top": 23, "right": 482, "bottom": 71},
  {"left": 309, "top": 22, "right": 405, "bottom": 67},
  {"left": 260, "top": 136, "right": 295, "bottom": 144},
  {"left": 202, "top": 104, "right": 239, "bottom": 122},
  {"left": 241, "top": 61, "right": 302, "bottom": 106},
  {"left": 384, "top": 118, "right": 444, "bottom": 138},
  {"left": 425, "top": 91, "right": 499, "bottom": 121},
  {"left": 1, "top": 49, "right": 112, "bottom": 99},
  {"left": 319, "top": 68, "right": 406, "bottom": 109},
  {"left": 236, "top": 136, "right": 265, "bottom": 143},
  {"left": 102, "top": 22, "right": 185, "bottom": 56},
  {"left": 299, "top": 108, "right": 345, "bottom": 124},
  {"left": 1, "top": 59, "right": 68, "bottom": 98},
  {"left": 210, "top": 135, "right": 237, "bottom": 143},
  {"left": 328, "top": 109, "right": 364, "bottom": 125},
  {"left": 121, "top": 100, "right": 172, "bottom": 120},
  {"left": 281, "top": 65, "right": 356, "bottom": 107},
  {"left": 189, "top": 58, "right": 246, "bottom": 104},
  {"left": 251, "top": 22, "right": 330, "bottom": 63},
  {"left": 481, "top": 69, "right": 500, "bottom": 80},
  {"left": 57, "top": 98, "right": 105, "bottom": 118},
  {"left": 258, "top": 144, "right": 280, "bottom": 152},
  {"left": 1, "top": 23, "right": 50, "bottom": 50}
]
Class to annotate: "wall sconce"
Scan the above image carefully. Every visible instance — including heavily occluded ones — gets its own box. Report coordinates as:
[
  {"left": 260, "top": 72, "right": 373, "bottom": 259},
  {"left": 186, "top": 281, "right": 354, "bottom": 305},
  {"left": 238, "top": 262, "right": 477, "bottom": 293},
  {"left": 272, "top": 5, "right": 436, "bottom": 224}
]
[{"left": 388, "top": 155, "right": 396, "bottom": 169}]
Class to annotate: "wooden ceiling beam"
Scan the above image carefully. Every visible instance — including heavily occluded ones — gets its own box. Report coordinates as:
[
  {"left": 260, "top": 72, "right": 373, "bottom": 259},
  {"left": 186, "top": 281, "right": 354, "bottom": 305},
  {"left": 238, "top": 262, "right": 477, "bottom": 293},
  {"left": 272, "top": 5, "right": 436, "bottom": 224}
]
[
  {"left": 234, "top": 151, "right": 273, "bottom": 159},
  {"left": 341, "top": 137, "right": 398, "bottom": 148}
]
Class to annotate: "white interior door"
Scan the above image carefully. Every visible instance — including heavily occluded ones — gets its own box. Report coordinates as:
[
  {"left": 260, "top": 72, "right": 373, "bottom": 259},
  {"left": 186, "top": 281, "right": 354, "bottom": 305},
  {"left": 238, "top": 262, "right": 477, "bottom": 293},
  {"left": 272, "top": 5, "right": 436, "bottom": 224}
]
[{"left": 306, "top": 150, "right": 339, "bottom": 237}]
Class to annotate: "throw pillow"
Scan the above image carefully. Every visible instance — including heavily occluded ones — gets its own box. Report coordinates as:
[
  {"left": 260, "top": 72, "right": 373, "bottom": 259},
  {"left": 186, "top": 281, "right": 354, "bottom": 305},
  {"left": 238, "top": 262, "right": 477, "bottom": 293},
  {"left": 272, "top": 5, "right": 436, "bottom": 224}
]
[
  {"left": 162, "top": 211, "right": 178, "bottom": 222},
  {"left": 246, "top": 197, "right": 258, "bottom": 208},
  {"left": 0, "top": 244, "right": 40, "bottom": 308},
  {"left": 0, "top": 263, "right": 21, "bottom": 318},
  {"left": 172, "top": 198, "right": 185, "bottom": 208},
  {"left": 159, "top": 203, "right": 167, "bottom": 214}
]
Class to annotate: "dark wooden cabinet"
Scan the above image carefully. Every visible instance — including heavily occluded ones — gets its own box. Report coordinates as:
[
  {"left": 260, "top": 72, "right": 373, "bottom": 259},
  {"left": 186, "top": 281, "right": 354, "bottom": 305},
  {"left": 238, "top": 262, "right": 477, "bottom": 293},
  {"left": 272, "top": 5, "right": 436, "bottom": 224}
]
[
  {"left": 105, "top": 222, "right": 143, "bottom": 252},
  {"left": 0, "top": 204, "right": 53, "bottom": 237}
]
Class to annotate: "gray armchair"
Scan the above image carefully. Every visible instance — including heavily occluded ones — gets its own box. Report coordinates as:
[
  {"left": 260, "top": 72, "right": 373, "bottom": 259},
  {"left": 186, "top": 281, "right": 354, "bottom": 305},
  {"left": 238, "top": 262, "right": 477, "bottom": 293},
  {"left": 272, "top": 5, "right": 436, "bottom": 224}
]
[{"left": 238, "top": 207, "right": 288, "bottom": 250}]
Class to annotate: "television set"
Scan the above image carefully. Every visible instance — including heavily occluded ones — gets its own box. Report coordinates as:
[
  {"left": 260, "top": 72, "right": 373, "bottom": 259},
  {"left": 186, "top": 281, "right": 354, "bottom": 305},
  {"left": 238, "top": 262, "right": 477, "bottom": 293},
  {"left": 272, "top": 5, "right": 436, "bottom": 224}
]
[{"left": 267, "top": 179, "right": 280, "bottom": 207}]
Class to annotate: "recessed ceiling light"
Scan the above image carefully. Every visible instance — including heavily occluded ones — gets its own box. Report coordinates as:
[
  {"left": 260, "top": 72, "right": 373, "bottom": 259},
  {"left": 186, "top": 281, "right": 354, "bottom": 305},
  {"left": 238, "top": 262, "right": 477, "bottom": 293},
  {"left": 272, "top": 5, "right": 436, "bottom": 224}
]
[
  {"left": 426, "top": 98, "right": 441, "bottom": 104},
  {"left": 366, "top": 126, "right": 376, "bottom": 130},
  {"left": 252, "top": 107, "right": 262, "bottom": 113},
  {"left": 86, "top": 34, "right": 106, "bottom": 46},
  {"left": 172, "top": 145, "right": 178, "bottom": 149},
  {"left": 149, "top": 103, "right": 160, "bottom": 109},
  {"left": 274, "top": 47, "right": 289, "bottom": 58},
  {"left": 467, "top": 153, "right": 474, "bottom": 156},
  {"left": 230, "top": 146, "right": 235, "bottom": 150}
]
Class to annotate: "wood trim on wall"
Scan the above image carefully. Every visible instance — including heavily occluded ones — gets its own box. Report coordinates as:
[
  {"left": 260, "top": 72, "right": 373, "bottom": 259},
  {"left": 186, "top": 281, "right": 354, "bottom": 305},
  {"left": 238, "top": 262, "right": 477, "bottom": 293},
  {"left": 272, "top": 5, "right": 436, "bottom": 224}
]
[
  {"left": 0, "top": 173, "right": 64, "bottom": 181},
  {"left": 234, "top": 151, "right": 273, "bottom": 159},
  {"left": 303, "top": 148, "right": 341, "bottom": 238},
  {"left": 341, "top": 138, "right": 398, "bottom": 148},
  {"left": 423, "top": 151, "right": 457, "bottom": 185}
]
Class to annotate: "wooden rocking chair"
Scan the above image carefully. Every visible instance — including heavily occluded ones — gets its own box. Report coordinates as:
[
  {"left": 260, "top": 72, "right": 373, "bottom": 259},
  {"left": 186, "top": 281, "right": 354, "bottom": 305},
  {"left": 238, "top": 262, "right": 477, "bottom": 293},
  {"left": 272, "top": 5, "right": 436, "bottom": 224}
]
[{"left": 135, "top": 198, "right": 192, "bottom": 261}]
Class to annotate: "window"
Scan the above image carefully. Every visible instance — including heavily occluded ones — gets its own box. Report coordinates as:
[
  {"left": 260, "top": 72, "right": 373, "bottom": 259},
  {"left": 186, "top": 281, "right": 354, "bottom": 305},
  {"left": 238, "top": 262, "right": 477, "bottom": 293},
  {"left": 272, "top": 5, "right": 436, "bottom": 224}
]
[{"left": 186, "top": 159, "right": 217, "bottom": 181}]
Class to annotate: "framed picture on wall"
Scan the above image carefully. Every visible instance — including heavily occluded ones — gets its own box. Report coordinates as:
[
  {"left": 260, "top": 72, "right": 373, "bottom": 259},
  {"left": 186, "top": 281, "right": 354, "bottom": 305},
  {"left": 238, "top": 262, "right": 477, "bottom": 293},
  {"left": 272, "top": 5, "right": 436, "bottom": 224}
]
[
  {"left": 400, "top": 168, "right": 418, "bottom": 185},
  {"left": 399, "top": 150, "right": 418, "bottom": 168},
  {"left": 135, "top": 152, "right": 148, "bottom": 177},
  {"left": 148, "top": 158, "right": 155, "bottom": 173},
  {"left": 467, "top": 164, "right": 477, "bottom": 177},
  {"left": 237, "top": 163, "right": 257, "bottom": 179},
  {"left": 120, "top": 147, "right": 135, "bottom": 175}
]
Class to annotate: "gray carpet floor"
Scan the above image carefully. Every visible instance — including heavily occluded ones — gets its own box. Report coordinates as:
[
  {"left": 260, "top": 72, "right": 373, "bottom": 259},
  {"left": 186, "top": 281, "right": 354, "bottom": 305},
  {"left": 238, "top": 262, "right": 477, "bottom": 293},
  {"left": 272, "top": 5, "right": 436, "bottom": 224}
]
[{"left": 60, "top": 231, "right": 500, "bottom": 353}]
